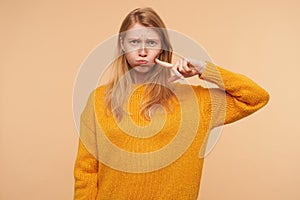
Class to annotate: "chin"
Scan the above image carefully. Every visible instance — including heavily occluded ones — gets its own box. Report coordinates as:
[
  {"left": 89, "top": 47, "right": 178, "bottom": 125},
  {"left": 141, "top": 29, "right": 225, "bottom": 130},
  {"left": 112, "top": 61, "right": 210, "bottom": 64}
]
[{"left": 132, "top": 65, "right": 153, "bottom": 73}]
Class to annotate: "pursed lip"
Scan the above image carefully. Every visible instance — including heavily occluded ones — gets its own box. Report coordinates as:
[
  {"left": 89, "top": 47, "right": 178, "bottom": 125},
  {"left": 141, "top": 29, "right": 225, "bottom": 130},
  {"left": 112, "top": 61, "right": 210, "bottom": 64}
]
[{"left": 137, "top": 60, "right": 148, "bottom": 65}]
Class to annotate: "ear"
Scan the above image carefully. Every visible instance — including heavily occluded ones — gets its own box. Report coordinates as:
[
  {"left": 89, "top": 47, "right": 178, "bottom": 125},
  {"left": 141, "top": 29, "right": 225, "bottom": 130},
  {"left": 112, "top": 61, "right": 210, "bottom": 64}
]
[{"left": 120, "top": 37, "right": 125, "bottom": 52}]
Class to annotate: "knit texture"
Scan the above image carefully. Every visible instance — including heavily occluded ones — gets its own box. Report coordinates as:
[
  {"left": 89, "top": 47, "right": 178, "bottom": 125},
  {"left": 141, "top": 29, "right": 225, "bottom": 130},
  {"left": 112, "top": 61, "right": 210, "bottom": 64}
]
[{"left": 74, "top": 61, "right": 269, "bottom": 200}]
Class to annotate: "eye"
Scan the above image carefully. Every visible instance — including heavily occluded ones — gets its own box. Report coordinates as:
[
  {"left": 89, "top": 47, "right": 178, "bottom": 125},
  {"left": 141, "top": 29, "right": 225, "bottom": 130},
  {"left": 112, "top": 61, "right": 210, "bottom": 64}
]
[
  {"left": 147, "top": 40, "right": 157, "bottom": 47},
  {"left": 129, "top": 40, "right": 139, "bottom": 45}
]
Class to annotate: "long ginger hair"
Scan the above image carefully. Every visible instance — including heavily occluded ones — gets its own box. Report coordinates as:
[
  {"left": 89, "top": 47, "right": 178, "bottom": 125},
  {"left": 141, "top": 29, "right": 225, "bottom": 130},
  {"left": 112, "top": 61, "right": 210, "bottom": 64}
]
[{"left": 104, "top": 7, "right": 175, "bottom": 121}]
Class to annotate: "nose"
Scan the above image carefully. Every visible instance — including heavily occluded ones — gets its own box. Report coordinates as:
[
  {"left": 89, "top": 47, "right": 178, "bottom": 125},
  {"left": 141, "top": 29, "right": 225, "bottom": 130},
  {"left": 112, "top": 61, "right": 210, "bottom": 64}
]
[{"left": 138, "top": 46, "right": 147, "bottom": 57}]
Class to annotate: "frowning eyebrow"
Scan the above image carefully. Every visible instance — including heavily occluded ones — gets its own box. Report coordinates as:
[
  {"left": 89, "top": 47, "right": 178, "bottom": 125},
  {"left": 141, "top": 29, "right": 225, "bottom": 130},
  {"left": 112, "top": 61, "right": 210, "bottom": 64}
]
[
  {"left": 126, "top": 37, "right": 160, "bottom": 41},
  {"left": 146, "top": 38, "right": 160, "bottom": 42}
]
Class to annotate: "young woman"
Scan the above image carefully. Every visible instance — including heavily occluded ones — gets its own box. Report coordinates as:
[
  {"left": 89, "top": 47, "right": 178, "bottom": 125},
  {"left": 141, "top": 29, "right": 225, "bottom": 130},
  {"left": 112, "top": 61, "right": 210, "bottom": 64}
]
[{"left": 74, "top": 7, "right": 269, "bottom": 200}]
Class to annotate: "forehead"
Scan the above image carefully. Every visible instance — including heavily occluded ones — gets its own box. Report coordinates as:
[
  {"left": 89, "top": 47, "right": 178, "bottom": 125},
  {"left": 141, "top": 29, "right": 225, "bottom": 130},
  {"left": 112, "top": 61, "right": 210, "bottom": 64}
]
[{"left": 125, "top": 23, "right": 160, "bottom": 39}]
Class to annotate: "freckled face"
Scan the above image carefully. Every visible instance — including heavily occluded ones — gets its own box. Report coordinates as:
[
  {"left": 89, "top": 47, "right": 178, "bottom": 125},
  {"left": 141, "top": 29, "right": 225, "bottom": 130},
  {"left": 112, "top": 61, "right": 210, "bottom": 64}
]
[{"left": 121, "top": 23, "right": 162, "bottom": 74}]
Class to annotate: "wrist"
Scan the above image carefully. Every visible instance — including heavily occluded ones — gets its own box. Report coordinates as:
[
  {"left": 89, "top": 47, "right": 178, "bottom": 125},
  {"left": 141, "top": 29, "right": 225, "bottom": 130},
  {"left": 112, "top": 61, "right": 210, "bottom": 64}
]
[{"left": 196, "top": 60, "right": 207, "bottom": 75}]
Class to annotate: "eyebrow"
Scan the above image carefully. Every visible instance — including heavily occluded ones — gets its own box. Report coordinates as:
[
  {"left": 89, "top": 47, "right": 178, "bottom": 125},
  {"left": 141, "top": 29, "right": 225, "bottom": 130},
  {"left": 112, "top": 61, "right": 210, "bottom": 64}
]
[
  {"left": 126, "top": 37, "right": 140, "bottom": 40},
  {"left": 126, "top": 37, "right": 160, "bottom": 41},
  {"left": 146, "top": 38, "right": 160, "bottom": 41}
]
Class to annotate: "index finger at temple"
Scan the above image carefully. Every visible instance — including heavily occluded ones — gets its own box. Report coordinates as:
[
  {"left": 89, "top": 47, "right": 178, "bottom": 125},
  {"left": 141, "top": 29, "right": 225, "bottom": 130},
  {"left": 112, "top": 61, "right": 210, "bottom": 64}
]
[{"left": 155, "top": 58, "right": 173, "bottom": 68}]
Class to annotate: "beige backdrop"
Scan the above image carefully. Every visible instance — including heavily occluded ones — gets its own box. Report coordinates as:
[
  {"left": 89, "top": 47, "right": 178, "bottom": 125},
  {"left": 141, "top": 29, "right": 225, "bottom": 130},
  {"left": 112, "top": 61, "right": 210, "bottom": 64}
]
[{"left": 1, "top": 0, "right": 300, "bottom": 199}]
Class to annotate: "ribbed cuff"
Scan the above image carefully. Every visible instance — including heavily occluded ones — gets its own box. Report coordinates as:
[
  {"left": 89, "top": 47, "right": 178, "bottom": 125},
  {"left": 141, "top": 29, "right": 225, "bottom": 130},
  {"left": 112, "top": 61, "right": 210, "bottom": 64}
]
[{"left": 199, "top": 61, "right": 224, "bottom": 88}]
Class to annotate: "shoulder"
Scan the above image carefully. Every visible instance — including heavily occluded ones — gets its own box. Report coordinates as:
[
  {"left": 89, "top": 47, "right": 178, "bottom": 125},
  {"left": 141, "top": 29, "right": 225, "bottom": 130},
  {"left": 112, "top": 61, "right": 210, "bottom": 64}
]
[
  {"left": 95, "top": 84, "right": 108, "bottom": 93},
  {"left": 82, "top": 84, "right": 108, "bottom": 107},
  {"left": 89, "top": 84, "right": 108, "bottom": 99}
]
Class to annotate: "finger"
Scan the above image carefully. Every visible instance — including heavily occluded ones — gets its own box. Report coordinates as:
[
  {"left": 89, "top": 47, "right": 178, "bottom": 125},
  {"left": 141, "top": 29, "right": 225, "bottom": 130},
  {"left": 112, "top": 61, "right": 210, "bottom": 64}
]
[
  {"left": 172, "top": 60, "right": 180, "bottom": 71},
  {"left": 178, "top": 58, "right": 184, "bottom": 73},
  {"left": 186, "top": 58, "right": 206, "bottom": 74},
  {"left": 191, "top": 68, "right": 198, "bottom": 75},
  {"left": 155, "top": 58, "right": 173, "bottom": 68},
  {"left": 171, "top": 68, "right": 184, "bottom": 79},
  {"left": 172, "top": 61, "right": 185, "bottom": 79},
  {"left": 182, "top": 58, "right": 191, "bottom": 72}
]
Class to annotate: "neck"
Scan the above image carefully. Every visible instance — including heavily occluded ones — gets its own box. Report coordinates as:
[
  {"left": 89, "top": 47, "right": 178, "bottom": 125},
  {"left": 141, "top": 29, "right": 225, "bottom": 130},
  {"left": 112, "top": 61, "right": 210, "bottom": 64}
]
[{"left": 130, "top": 71, "right": 150, "bottom": 84}]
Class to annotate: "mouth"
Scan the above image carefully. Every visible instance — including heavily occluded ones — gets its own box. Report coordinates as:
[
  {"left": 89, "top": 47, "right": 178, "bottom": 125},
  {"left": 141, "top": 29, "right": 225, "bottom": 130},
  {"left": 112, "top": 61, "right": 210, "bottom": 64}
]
[{"left": 137, "top": 60, "right": 148, "bottom": 65}]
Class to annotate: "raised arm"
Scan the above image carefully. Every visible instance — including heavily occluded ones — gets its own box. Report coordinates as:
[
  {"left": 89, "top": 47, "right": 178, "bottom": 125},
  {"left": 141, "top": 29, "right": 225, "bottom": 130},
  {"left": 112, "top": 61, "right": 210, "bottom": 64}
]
[
  {"left": 155, "top": 58, "right": 270, "bottom": 128},
  {"left": 199, "top": 61, "right": 270, "bottom": 128}
]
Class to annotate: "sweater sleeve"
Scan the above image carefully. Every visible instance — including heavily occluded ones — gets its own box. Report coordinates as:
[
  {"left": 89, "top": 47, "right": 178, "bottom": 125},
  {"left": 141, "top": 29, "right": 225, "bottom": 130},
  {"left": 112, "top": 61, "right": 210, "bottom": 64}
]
[
  {"left": 74, "top": 91, "right": 99, "bottom": 200},
  {"left": 199, "top": 61, "right": 270, "bottom": 128}
]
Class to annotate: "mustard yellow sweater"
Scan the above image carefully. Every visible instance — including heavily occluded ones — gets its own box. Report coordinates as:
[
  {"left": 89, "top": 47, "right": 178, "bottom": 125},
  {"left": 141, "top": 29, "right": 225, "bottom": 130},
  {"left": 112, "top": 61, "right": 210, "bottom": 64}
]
[{"left": 74, "top": 61, "right": 269, "bottom": 200}]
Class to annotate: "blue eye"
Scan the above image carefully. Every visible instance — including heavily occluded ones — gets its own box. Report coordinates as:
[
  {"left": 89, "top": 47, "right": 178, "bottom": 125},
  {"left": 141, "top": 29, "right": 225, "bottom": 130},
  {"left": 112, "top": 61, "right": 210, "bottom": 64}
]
[
  {"left": 129, "top": 40, "right": 139, "bottom": 45},
  {"left": 147, "top": 40, "right": 157, "bottom": 47}
]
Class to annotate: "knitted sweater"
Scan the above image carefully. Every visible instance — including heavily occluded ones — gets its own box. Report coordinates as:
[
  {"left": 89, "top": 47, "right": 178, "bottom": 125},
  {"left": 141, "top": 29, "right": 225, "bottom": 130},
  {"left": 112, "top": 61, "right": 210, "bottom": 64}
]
[{"left": 74, "top": 61, "right": 269, "bottom": 200}]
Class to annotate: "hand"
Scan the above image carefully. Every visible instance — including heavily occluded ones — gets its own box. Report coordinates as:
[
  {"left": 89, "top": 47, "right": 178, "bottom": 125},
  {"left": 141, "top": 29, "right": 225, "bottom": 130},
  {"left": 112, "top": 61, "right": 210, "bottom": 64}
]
[{"left": 155, "top": 58, "right": 206, "bottom": 82}]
